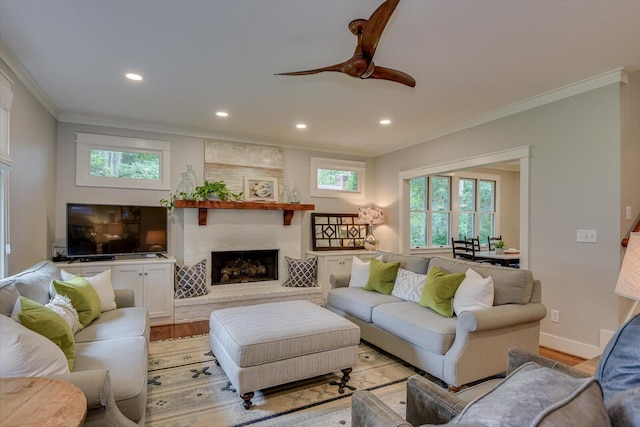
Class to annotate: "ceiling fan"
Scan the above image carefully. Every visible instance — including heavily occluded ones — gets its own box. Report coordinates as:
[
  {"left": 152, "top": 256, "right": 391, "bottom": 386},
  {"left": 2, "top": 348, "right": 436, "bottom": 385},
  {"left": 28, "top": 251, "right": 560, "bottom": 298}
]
[{"left": 276, "top": 0, "right": 415, "bottom": 88}]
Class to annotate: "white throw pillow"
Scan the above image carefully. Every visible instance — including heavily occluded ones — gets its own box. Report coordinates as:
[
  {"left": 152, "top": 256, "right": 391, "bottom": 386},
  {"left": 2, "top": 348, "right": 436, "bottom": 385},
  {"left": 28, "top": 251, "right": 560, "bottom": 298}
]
[
  {"left": 46, "top": 294, "right": 82, "bottom": 333},
  {"left": 61, "top": 269, "right": 117, "bottom": 312},
  {"left": 0, "top": 314, "right": 70, "bottom": 377},
  {"left": 348, "top": 255, "right": 383, "bottom": 288},
  {"left": 453, "top": 268, "right": 494, "bottom": 315},
  {"left": 392, "top": 268, "right": 427, "bottom": 303}
]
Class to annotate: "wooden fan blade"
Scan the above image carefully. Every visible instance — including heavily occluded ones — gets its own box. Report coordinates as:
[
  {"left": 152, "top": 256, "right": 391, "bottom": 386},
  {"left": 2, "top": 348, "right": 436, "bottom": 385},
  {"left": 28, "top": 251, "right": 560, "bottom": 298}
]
[
  {"left": 367, "top": 65, "right": 415, "bottom": 87},
  {"left": 275, "top": 63, "right": 344, "bottom": 76},
  {"left": 362, "top": 0, "right": 400, "bottom": 60}
]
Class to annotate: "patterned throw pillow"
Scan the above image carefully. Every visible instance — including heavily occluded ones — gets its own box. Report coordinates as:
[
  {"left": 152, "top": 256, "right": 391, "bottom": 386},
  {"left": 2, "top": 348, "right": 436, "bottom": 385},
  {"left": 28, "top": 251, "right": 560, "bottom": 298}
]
[
  {"left": 392, "top": 268, "right": 427, "bottom": 302},
  {"left": 175, "top": 260, "right": 209, "bottom": 299},
  {"left": 283, "top": 256, "right": 318, "bottom": 287}
]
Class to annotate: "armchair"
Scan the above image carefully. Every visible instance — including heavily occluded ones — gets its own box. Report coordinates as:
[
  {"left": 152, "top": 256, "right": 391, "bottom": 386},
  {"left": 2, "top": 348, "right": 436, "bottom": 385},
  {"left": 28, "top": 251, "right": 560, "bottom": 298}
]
[{"left": 352, "top": 347, "right": 637, "bottom": 427}]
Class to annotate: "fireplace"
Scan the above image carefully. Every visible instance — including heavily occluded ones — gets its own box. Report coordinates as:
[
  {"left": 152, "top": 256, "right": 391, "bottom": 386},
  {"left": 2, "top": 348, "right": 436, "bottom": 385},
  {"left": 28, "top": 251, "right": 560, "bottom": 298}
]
[{"left": 211, "top": 249, "right": 279, "bottom": 285}]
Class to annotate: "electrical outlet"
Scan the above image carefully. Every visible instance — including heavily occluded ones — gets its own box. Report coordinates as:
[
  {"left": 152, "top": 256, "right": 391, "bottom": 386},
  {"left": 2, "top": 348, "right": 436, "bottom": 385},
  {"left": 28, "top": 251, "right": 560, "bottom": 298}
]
[
  {"left": 550, "top": 310, "right": 560, "bottom": 323},
  {"left": 627, "top": 206, "right": 632, "bottom": 220}
]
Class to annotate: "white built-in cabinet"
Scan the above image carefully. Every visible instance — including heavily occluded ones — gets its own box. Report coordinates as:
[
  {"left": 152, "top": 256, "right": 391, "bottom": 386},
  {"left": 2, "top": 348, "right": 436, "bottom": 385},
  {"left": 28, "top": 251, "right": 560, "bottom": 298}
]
[
  {"left": 306, "top": 250, "right": 377, "bottom": 305},
  {"left": 56, "top": 257, "right": 176, "bottom": 326}
]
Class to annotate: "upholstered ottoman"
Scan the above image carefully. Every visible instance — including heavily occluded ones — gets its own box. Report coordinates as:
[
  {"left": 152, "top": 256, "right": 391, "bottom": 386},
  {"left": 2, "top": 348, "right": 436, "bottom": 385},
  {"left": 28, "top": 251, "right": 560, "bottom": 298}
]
[{"left": 209, "top": 300, "right": 360, "bottom": 409}]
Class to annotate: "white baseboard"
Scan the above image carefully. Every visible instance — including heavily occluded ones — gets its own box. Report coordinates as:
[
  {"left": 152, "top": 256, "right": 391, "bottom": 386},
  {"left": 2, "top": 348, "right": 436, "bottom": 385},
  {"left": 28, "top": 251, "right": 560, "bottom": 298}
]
[{"left": 539, "top": 333, "right": 601, "bottom": 359}]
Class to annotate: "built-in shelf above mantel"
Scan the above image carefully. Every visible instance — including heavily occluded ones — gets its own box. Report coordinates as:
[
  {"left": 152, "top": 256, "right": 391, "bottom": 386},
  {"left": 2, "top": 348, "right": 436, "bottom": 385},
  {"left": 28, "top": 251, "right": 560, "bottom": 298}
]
[{"left": 174, "top": 200, "right": 315, "bottom": 226}]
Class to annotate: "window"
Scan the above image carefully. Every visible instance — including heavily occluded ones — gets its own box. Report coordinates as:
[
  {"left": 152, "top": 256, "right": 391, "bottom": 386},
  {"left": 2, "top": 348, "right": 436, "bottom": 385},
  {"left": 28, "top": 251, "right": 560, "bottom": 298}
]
[
  {"left": 0, "top": 72, "right": 13, "bottom": 277},
  {"left": 76, "top": 133, "right": 171, "bottom": 190},
  {"left": 409, "top": 172, "right": 499, "bottom": 248},
  {"left": 310, "top": 157, "right": 365, "bottom": 199}
]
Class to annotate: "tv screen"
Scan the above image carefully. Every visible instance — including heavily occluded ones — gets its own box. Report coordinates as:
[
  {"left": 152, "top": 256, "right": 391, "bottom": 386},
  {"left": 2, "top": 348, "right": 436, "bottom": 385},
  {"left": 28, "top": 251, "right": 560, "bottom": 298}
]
[{"left": 67, "top": 203, "right": 168, "bottom": 258}]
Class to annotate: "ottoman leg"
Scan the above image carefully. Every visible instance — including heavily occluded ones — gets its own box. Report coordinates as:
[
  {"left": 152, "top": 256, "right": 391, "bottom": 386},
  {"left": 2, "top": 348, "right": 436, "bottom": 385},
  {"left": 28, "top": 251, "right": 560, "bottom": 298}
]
[
  {"left": 241, "top": 392, "right": 254, "bottom": 409},
  {"left": 330, "top": 367, "right": 356, "bottom": 394}
]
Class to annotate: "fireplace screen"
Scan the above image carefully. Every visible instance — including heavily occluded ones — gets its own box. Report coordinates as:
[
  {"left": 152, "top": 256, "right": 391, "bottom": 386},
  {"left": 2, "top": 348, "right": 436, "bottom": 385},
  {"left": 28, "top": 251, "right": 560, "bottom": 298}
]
[{"left": 211, "top": 249, "right": 278, "bottom": 285}]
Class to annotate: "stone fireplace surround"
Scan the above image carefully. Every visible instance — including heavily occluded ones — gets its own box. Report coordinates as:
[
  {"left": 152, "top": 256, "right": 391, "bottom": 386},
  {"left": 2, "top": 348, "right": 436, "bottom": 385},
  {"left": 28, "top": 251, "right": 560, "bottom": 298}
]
[{"left": 173, "top": 208, "right": 321, "bottom": 323}]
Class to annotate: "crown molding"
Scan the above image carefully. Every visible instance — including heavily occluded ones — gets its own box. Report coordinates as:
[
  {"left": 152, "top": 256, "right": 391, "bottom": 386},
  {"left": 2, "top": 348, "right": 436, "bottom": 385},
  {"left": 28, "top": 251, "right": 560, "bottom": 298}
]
[
  {"left": 375, "top": 68, "right": 629, "bottom": 157},
  {"left": 0, "top": 40, "right": 59, "bottom": 119},
  {"left": 58, "top": 112, "right": 377, "bottom": 158}
]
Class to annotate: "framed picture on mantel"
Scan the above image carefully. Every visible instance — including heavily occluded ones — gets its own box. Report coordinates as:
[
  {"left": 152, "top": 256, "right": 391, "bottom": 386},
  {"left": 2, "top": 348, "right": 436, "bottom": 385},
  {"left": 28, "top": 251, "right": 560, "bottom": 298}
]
[{"left": 245, "top": 176, "right": 278, "bottom": 203}]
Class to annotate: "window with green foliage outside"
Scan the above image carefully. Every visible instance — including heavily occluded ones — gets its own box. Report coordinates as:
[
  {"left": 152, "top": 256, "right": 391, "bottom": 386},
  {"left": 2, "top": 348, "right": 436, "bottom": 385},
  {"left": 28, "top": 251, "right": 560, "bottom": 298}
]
[
  {"left": 410, "top": 174, "right": 496, "bottom": 248},
  {"left": 316, "top": 168, "right": 358, "bottom": 192},
  {"left": 90, "top": 149, "right": 160, "bottom": 180}
]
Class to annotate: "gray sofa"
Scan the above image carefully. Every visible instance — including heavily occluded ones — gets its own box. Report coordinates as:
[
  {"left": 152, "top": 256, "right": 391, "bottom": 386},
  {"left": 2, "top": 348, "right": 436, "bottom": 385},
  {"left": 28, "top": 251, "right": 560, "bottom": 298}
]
[
  {"left": 0, "top": 261, "right": 150, "bottom": 426},
  {"left": 328, "top": 251, "right": 547, "bottom": 388}
]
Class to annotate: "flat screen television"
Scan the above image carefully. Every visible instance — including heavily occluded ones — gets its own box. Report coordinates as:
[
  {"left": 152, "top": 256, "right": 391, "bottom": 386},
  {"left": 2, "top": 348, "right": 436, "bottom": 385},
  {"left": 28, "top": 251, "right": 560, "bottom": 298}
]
[{"left": 67, "top": 203, "right": 168, "bottom": 259}]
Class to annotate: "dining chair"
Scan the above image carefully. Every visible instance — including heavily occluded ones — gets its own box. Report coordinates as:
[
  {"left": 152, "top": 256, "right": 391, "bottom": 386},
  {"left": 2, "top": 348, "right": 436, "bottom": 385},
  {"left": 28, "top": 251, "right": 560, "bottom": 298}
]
[
  {"left": 487, "top": 235, "right": 503, "bottom": 251},
  {"left": 452, "top": 238, "right": 475, "bottom": 260},
  {"left": 468, "top": 237, "right": 481, "bottom": 252}
]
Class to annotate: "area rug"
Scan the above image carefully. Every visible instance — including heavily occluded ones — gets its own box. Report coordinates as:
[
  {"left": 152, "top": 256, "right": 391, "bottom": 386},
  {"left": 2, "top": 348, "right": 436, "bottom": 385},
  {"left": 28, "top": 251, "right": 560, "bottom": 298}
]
[{"left": 146, "top": 334, "right": 419, "bottom": 426}]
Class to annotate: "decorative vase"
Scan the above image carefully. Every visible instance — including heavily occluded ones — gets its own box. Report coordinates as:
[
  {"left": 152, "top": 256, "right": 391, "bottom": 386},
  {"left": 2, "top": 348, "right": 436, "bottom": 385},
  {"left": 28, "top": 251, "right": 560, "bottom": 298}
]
[
  {"left": 184, "top": 165, "right": 197, "bottom": 194},
  {"left": 289, "top": 184, "right": 301, "bottom": 204},
  {"left": 495, "top": 248, "right": 504, "bottom": 254}
]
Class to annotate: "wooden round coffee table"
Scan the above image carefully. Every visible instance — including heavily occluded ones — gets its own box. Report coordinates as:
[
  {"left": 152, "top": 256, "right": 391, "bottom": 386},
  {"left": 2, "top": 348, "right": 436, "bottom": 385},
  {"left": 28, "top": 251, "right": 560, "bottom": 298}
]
[{"left": 0, "top": 377, "right": 87, "bottom": 427}]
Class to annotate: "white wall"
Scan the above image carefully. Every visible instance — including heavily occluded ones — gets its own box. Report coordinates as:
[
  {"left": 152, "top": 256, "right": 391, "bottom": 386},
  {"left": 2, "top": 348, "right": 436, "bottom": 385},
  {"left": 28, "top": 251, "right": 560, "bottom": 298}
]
[
  {"left": 1, "top": 60, "right": 58, "bottom": 274},
  {"left": 373, "top": 83, "right": 626, "bottom": 358}
]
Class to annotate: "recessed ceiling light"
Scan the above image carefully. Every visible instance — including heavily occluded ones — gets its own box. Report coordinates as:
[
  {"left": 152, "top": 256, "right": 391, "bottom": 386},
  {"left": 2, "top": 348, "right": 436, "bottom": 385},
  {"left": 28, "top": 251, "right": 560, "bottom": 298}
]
[
  {"left": 296, "top": 123, "right": 307, "bottom": 129},
  {"left": 379, "top": 119, "right": 392, "bottom": 125},
  {"left": 125, "top": 73, "right": 143, "bottom": 81},
  {"left": 216, "top": 111, "right": 229, "bottom": 117}
]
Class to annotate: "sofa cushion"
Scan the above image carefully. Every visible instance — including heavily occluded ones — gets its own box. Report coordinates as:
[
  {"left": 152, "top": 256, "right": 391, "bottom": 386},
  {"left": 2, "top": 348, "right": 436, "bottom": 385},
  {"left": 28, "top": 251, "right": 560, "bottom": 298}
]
[
  {"left": 0, "top": 282, "right": 20, "bottom": 316},
  {"left": 74, "top": 336, "right": 148, "bottom": 423},
  {"left": 327, "top": 287, "right": 401, "bottom": 323},
  {"left": 11, "top": 296, "right": 76, "bottom": 370},
  {"left": 364, "top": 259, "right": 401, "bottom": 295},
  {"left": 52, "top": 276, "right": 102, "bottom": 328},
  {"left": 453, "top": 268, "right": 494, "bottom": 315},
  {"left": 596, "top": 312, "right": 640, "bottom": 402},
  {"left": 349, "top": 255, "right": 383, "bottom": 288},
  {"left": 0, "top": 314, "right": 70, "bottom": 377},
  {"left": 45, "top": 294, "right": 82, "bottom": 333},
  {"left": 61, "top": 269, "right": 117, "bottom": 312},
  {"left": 376, "top": 251, "right": 430, "bottom": 274},
  {"left": 74, "top": 307, "right": 150, "bottom": 343},
  {"left": 429, "top": 257, "right": 533, "bottom": 305},
  {"left": 392, "top": 268, "right": 427, "bottom": 303},
  {"left": 372, "top": 302, "right": 457, "bottom": 355},
  {"left": 0, "top": 261, "right": 60, "bottom": 305},
  {"left": 418, "top": 266, "right": 465, "bottom": 318},
  {"left": 452, "top": 362, "right": 610, "bottom": 427}
]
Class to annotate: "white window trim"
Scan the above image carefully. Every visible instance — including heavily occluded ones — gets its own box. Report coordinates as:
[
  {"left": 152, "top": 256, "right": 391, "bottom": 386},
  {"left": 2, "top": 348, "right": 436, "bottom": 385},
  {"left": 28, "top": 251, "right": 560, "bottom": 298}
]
[
  {"left": 399, "top": 146, "right": 530, "bottom": 269},
  {"left": 75, "top": 133, "right": 171, "bottom": 190},
  {"left": 0, "top": 71, "right": 13, "bottom": 278},
  {"left": 310, "top": 157, "right": 365, "bottom": 199}
]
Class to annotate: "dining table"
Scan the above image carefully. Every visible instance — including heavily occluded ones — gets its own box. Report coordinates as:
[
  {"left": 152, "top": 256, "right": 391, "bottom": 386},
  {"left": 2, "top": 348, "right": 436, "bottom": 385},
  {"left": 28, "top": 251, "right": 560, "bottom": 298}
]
[{"left": 476, "top": 250, "right": 520, "bottom": 267}]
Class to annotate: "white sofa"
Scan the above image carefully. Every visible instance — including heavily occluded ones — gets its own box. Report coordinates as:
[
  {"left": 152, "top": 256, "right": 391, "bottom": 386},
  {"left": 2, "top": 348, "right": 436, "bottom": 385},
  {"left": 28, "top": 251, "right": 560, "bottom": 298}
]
[
  {"left": 327, "top": 252, "right": 547, "bottom": 388},
  {"left": 0, "top": 261, "right": 149, "bottom": 426}
]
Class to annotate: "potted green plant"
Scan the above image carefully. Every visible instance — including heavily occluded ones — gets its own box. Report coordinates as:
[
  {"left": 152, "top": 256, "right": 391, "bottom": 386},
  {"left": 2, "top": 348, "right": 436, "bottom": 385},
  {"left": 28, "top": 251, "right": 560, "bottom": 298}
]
[
  {"left": 494, "top": 240, "right": 505, "bottom": 254},
  {"left": 194, "top": 180, "right": 243, "bottom": 202}
]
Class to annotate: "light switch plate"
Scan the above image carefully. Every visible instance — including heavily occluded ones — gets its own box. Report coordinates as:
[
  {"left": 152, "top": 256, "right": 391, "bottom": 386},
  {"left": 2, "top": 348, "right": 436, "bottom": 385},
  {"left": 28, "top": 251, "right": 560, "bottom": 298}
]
[{"left": 577, "top": 229, "right": 597, "bottom": 243}]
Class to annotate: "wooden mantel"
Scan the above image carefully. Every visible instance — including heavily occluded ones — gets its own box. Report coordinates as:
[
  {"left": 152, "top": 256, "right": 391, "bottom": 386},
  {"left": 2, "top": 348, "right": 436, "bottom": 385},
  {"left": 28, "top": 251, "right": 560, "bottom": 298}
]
[{"left": 174, "top": 200, "right": 315, "bottom": 226}]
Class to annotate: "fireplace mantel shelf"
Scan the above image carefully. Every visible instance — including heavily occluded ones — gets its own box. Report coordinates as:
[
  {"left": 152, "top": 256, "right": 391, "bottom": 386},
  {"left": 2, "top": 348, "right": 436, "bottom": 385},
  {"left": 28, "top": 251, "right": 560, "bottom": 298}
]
[{"left": 174, "top": 200, "right": 315, "bottom": 226}]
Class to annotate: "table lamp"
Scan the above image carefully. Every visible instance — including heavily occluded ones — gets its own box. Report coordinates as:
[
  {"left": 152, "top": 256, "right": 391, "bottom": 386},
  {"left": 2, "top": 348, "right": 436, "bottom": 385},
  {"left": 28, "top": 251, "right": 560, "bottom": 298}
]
[
  {"left": 614, "top": 232, "right": 640, "bottom": 322},
  {"left": 358, "top": 207, "right": 384, "bottom": 251}
]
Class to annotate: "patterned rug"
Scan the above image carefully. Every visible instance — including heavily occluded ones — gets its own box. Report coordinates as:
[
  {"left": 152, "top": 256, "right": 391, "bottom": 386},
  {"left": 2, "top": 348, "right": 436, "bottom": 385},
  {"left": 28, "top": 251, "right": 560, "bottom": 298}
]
[{"left": 145, "top": 334, "right": 420, "bottom": 426}]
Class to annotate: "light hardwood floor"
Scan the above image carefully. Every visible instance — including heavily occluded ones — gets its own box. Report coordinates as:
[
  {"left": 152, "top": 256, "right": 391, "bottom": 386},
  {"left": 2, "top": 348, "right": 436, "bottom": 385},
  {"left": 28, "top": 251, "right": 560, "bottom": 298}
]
[{"left": 151, "top": 321, "right": 586, "bottom": 366}]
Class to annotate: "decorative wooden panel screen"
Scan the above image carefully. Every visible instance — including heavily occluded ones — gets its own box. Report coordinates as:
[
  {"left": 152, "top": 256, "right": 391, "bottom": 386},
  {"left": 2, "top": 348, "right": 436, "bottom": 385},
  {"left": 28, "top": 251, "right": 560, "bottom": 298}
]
[{"left": 311, "top": 213, "right": 368, "bottom": 251}]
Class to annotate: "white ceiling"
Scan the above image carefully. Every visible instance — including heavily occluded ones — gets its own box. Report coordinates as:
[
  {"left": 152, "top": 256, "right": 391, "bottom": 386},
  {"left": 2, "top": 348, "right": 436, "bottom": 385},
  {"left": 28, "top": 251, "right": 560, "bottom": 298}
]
[{"left": 1, "top": 0, "right": 639, "bottom": 156}]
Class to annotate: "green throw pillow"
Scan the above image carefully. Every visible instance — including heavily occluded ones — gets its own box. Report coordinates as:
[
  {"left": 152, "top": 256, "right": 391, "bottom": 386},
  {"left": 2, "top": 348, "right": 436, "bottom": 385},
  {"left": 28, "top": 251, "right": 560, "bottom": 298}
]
[
  {"left": 53, "top": 276, "right": 101, "bottom": 327},
  {"left": 14, "top": 296, "right": 75, "bottom": 370},
  {"left": 364, "top": 258, "right": 401, "bottom": 295},
  {"left": 419, "top": 266, "right": 465, "bottom": 317}
]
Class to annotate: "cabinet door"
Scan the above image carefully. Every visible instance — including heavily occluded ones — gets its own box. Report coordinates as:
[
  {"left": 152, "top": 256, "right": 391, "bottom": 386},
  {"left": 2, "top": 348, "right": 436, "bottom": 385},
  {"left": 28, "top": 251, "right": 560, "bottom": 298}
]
[
  {"left": 143, "top": 263, "right": 173, "bottom": 321},
  {"left": 111, "top": 265, "right": 144, "bottom": 308}
]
